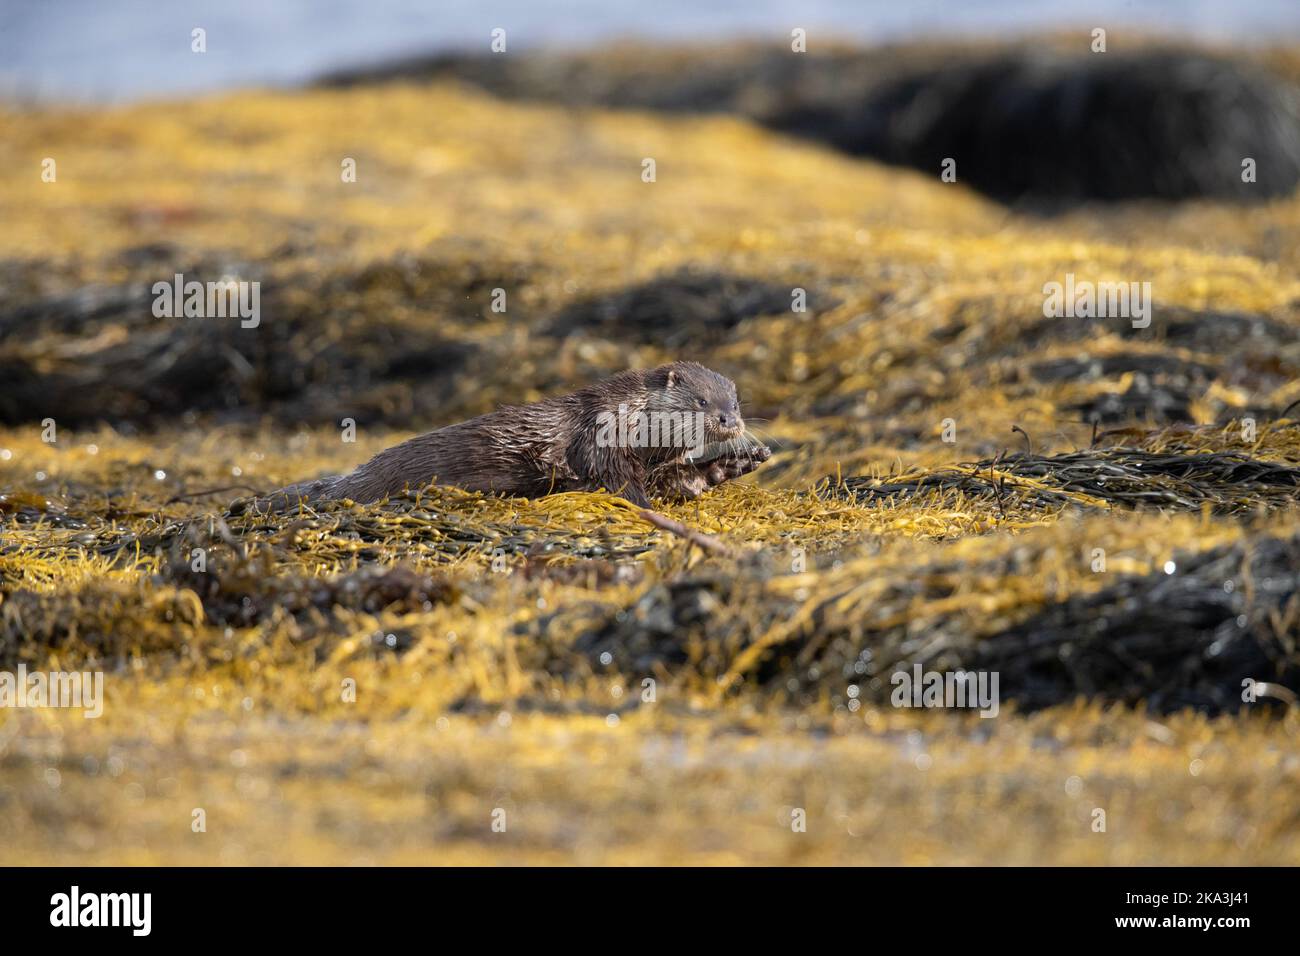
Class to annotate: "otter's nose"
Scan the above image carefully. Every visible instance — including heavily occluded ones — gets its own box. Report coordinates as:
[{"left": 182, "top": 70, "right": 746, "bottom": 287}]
[{"left": 717, "top": 413, "right": 733, "bottom": 429}]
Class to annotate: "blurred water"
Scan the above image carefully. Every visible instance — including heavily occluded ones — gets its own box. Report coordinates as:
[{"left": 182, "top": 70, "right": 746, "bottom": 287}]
[{"left": 1, "top": 0, "right": 1297, "bottom": 103}]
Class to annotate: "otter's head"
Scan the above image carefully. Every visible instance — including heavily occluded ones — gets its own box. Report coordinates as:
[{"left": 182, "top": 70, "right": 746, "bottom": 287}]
[{"left": 646, "top": 361, "right": 744, "bottom": 444}]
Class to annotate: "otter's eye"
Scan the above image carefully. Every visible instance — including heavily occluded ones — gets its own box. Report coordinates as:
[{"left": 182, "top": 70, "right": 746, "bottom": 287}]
[
  {"left": 696, "top": 398, "right": 707, "bottom": 408},
  {"left": 732, "top": 399, "right": 740, "bottom": 411}
]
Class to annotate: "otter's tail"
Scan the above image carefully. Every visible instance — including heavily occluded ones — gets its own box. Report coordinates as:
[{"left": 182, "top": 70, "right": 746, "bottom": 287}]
[{"left": 228, "top": 475, "right": 344, "bottom": 515}]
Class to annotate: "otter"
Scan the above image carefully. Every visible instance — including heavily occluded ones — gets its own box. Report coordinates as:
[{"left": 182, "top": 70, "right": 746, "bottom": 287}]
[{"left": 247, "top": 362, "right": 770, "bottom": 511}]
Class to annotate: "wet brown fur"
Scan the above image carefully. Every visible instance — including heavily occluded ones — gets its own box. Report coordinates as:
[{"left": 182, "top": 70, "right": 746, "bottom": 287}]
[{"left": 249, "top": 362, "right": 770, "bottom": 511}]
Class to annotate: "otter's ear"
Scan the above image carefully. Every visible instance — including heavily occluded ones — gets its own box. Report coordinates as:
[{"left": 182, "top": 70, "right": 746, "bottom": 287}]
[{"left": 665, "top": 369, "right": 677, "bottom": 388}]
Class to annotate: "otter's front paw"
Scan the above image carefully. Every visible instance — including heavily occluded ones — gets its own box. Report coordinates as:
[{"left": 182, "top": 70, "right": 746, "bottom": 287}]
[{"left": 700, "top": 444, "right": 772, "bottom": 487}]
